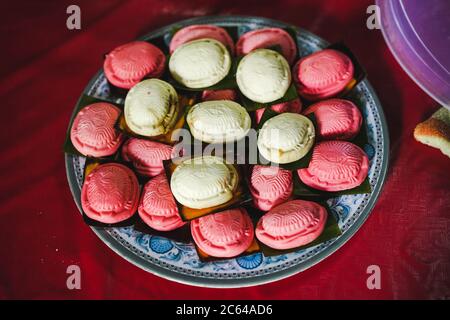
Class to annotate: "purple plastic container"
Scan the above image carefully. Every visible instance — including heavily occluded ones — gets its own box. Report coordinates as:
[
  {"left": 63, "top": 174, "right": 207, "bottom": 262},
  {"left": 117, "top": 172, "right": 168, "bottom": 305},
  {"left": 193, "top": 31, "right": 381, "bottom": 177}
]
[{"left": 377, "top": 0, "right": 450, "bottom": 108}]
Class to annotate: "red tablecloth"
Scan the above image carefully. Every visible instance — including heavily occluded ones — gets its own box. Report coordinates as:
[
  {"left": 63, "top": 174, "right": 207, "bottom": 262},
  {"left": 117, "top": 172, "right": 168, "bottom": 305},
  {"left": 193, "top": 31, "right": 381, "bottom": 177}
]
[{"left": 1, "top": 0, "right": 449, "bottom": 300}]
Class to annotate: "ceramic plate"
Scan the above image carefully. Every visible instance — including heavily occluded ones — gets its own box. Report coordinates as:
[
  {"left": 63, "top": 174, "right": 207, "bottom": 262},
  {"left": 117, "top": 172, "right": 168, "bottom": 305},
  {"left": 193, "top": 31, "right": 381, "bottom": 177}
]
[{"left": 65, "top": 15, "right": 389, "bottom": 288}]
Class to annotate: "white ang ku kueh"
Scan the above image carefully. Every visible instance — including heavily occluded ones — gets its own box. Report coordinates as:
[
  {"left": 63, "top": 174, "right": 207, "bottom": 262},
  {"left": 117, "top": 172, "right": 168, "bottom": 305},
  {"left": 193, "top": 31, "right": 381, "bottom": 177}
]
[
  {"left": 124, "top": 79, "right": 179, "bottom": 137},
  {"left": 169, "top": 38, "right": 232, "bottom": 89},
  {"left": 237, "top": 48, "right": 291, "bottom": 103},
  {"left": 187, "top": 100, "right": 251, "bottom": 144},
  {"left": 258, "top": 113, "right": 315, "bottom": 164},
  {"left": 170, "top": 156, "right": 239, "bottom": 209}
]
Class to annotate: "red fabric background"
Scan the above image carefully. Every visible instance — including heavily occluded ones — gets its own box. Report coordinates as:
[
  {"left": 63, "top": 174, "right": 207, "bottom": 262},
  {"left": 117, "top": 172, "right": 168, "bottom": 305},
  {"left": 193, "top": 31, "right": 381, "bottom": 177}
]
[{"left": 0, "top": 0, "right": 449, "bottom": 300}]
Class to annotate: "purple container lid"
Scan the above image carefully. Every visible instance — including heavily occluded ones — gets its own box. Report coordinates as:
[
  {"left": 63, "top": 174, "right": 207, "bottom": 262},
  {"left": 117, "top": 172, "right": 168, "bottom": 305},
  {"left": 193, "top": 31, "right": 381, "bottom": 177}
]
[{"left": 377, "top": 0, "right": 450, "bottom": 108}]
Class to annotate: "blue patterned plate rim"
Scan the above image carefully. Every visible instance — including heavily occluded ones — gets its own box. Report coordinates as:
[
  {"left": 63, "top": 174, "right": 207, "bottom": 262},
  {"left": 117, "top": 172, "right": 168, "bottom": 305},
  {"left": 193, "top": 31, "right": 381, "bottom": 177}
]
[{"left": 65, "top": 15, "right": 389, "bottom": 288}]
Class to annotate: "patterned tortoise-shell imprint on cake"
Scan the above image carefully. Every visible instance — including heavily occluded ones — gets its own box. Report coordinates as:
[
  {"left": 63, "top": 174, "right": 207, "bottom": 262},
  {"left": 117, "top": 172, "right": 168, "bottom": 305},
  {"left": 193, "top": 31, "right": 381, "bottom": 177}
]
[
  {"left": 169, "top": 39, "right": 231, "bottom": 89},
  {"left": 124, "top": 79, "right": 179, "bottom": 137},
  {"left": 294, "top": 49, "right": 354, "bottom": 100},
  {"left": 236, "top": 49, "right": 291, "bottom": 103},
  {"left": 191, "top": 208, "right": 254, "bottom": 258},
  {"left": 256, "top": 200, "right": 327, "bottom": 250},
  {"left": 122, "top": 138, "right": 173, "bottom": 177},
  {"left": 190, "top": 102, "right": 246, "bottom": 130},
  {"left": 138, "top": 174, "right": 185, "bottom": 231},
  {"left": 170, "top": 156, "right": 239, "bottom": 209},
  {"left": 81, "top": 163, "right": 139, "bottom": 223},
  {"left": 236, "top": 27, "right": 298, "bottom": 64},
  {"left": 303, "top": 99, "right": 362, "bottom": 140},
  {"left": 169, "top": 24, "right": 235, "bottom": 54},
  {"left": 262, "top": 115, "right": 313, "bottom": 147},
  {"left": 258, "top": 113, "right": 315, "bottom": 164},
  {"left": 104, "top": 41, "right": 166, "bottom": 89},
  {"left": 187, "top": 100, "right": 251, "bottom": 143},
  {"left": 71, "top": 102, "right": 124, "bottom": 157},
  {"left": 298, "top": 141, "right": 369, "bottom": 191},
  {"left": 250, "top": 166, "right": 293, "bottom": 211}
]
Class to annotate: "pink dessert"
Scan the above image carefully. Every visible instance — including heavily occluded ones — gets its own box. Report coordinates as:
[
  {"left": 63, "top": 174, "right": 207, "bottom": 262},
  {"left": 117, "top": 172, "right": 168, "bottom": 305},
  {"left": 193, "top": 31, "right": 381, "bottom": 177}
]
[
  {"left": 298, "top": 141, "right": 369, "bottom": 191},
  {"left": 293, "top": 49, "right": 354, "bottom": 100},
  {"left": 255, "top": 98, "right": 303, "bottom": 124},
  {"left": 201, "top": 89, "right": 238, "bottom": 101},
  {"left": 250, "top": 166, "right": 293, "bottom": 211},
  {"left": 103, "top": 41, "right": 166, "bottom": 89},
  {"left": 191, "top": 208, "right": 254, "bottom": 258},
  {"left": 81, "top": 163, "right": 139, "bottom": 224},
  {"left": 169, "top": 24, "right": 235, "bottom": 54},
  {"left": 303, "top": 99, "right": 362, "bottom": 140},
  {"left": 236, "top": 27, "right": 297, "bottom": 64},
  {"left": 138, "top": 174, "right": 185, "bottom": 231},
  {"left": 121, "top": 138, "right": 173, "bottom": 177},
  {"left": 256, "top": 200, "right": 327, "bottom": 250},
  {"left": 70, "top": 102, "right": 124, "bottom": 158}
]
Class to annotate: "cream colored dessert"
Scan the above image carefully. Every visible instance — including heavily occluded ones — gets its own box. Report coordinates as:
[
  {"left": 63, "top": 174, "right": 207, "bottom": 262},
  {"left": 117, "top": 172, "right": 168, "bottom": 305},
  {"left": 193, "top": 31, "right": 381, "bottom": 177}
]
[
  {"left": 236, "top": 49, "right": 291, "bottom": 103},
  {"left": 169, "top": 38, "right": 231, "bottom": 88},
  {"left": 170, "top": 156, "right": 239, "bottom": 209},
  {"left": 186, "top": 100, "right": 251, "bottom": 143},
  {"left": 257, "top": 113, "right": 315, "bottom": 164},
  {"left": 124, "top": 79, "right": 179, "bottom": 137}
]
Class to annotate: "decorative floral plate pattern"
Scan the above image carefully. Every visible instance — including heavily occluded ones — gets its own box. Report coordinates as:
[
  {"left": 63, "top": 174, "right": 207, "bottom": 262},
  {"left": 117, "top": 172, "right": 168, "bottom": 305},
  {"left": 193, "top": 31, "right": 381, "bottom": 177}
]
[{"left": 65, "top": 16, "right": 389, "bottom": 288}]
